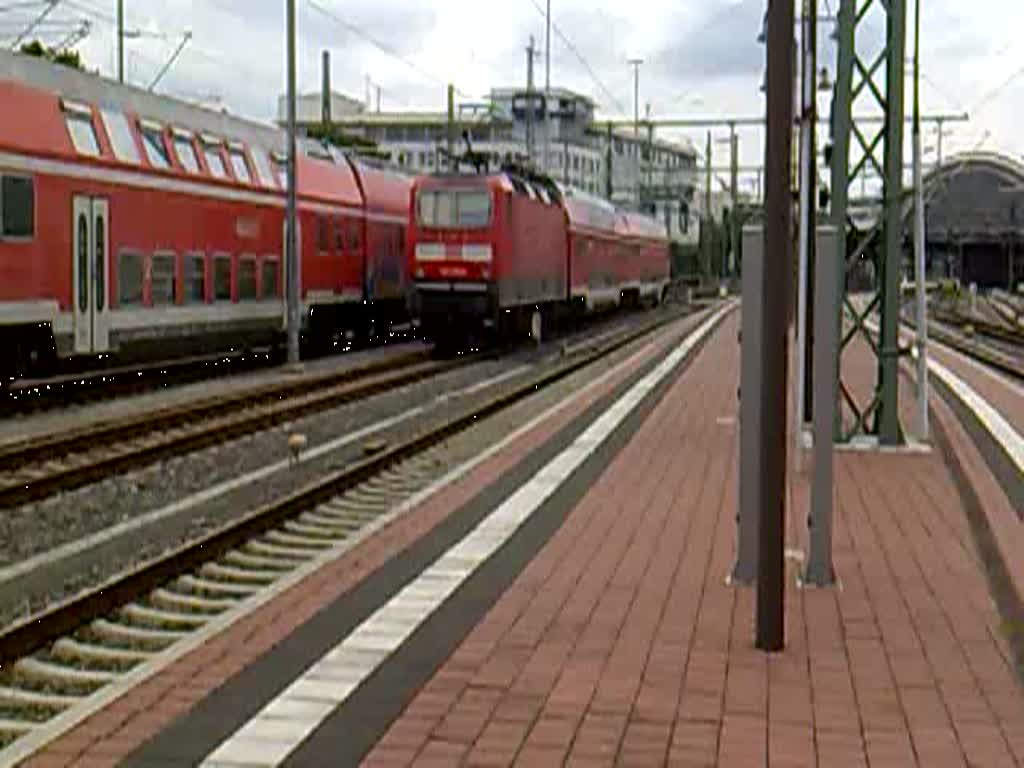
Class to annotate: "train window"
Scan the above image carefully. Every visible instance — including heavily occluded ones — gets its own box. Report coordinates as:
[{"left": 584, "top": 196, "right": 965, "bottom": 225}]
[
  {"left": 317, "top": 216, "right": 329, "bottom": 253},
  {"left": 173, "top": 135, "right": 200, "bottom": 174},
  {"left": 65, "top": 112, "right": 101, "bottom": 157},
  {"left": 349, "top": 220, "right": 361, "bottom": 254},
  {"left": 118, "top": 251, "right": 143, "bottom": 306},
  {"left": 151, "top": 253, "right": 175, "bottom": 305},
  {"left": 238, "top": 257, "right": 258, "bottom": 300},
  {"left": 214, "top": 255, "right": 232, "bottom": 301},
  {"left": 261, "top": 260, "right": 279, "bottom": 299},
  {"left": 229, "top": 150, "right": 252, "bottom": 184},
  {"left": 252, "top": 150, "right": 276, "bottom": 188},
  {"left": 334, "top": 218, "right": 344, "bottom": 252},
  {"left": 140, "top": 123, "right": 171, "bottom": 169},
  {"left": 204, "top": 145, "right": 229, "bottom": 179},
  {"left": 1, "top": 175, "right": 34, "bottom": 238},
  {"left": 183, "top": 253, "right": 205, "bottom": 303},
  {"left": 100, "top": 109, "right": 139, "bottom": 163}
]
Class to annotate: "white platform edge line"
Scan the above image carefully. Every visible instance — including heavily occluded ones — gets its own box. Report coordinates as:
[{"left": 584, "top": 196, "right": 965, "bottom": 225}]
[
  {"left": 201, "top": 303, "right": 734, "bottom": 767},
  {"left": 0, "top": 307, "right": 718, "bottom": 768}
]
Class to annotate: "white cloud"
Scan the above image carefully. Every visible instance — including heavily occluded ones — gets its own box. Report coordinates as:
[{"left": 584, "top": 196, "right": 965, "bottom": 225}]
[{"left": 1, "top": 0, "right": 1019, "bottom": 174}]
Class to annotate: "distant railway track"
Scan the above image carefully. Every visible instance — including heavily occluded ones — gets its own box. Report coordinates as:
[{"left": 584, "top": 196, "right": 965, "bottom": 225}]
[
  {"left": 0, "top": 348, "right": 451, "bottom": 509},
  {"left": 0, "top": 302, "right": 721, "bottom": 758},
  {"left": 916, "top": 311, "right": 1023, "bottom": 384}
]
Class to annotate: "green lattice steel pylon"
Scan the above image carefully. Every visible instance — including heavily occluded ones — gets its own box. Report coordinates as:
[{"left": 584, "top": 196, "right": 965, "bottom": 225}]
[{"left": 828, "top": 0, "right": 907, "bottom": 445}]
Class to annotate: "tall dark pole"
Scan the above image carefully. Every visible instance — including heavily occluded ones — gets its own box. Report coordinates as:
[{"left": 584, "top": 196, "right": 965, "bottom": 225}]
[
  {"left": 285, "top": 0, "right": 299, "bottom": 365},
  {"left": 757, "top": 0, "right": 794, "bottom": 653},
  {"left": 322, "top": 50, "right": 331, "bottom": 126},
  {"left": 117, "top": 0, "right": 124, "bottom": 83}
]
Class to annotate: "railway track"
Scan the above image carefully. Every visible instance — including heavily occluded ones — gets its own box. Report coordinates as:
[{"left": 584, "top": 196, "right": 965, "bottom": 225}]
[
  {"left": 908, "top": 311, "right": 1023, "bottom": 384},
  {"left": 0, "top": 303, "right": 719, "bottom": 758},
  {"left": 0, "top": 348, "right": 454, "bottom": 509}
]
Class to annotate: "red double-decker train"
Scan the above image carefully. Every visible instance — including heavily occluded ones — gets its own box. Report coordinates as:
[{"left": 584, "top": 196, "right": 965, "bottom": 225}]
[
  {"left": 407, "top": 166, "right": 670, "bottom": 345},
  {"left": 0, "top": 50, "right": 410, "bottom": 385}
]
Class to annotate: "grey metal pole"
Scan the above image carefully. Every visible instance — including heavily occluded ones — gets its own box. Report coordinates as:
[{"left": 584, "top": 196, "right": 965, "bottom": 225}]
[
  {"left": 544, "top": 0, "right": 551, "bottom": 174},
  {"left": 285, "top": 0, "right": 300, "bottom": 366},
  {"left": 877, "top": 0, "right": 907, "bottom": 445},
  {"left": 526, "top": 36, "right": 535, "bottom": 164},
  {"left": 628, "top": 59, "right": 643, "bottom": 137},
  {"left": 757, "top": 0, "right": 794, "bottom": 653},
  {"left": 117, "top": 0, "right": 124, "bottom": 83},
  {"left": 805, "top": 225, "right": 839, "bottom": 585},
  {"left": 795, "top": 0, "right": 813, "bottom": 461},
  {"left": 912, "top": 0, "right": 928, "bottom": 440},
  {"left": 705, "top": 131, "right": 713, "bottom": 281},
  {"left": 447, "top": 84, "right": 455, "bottom": 165},
  {"left": 730, "top": 125, "right": 739, "bottom": 276},
  {"left": 322, "top": 50, "right": 331, "bottom": 126}
]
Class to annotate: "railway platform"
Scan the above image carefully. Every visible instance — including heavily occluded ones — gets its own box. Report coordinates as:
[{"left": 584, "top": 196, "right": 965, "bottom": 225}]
[{"left": 13, "top": 305, "right": 1024, "bottom": 767}]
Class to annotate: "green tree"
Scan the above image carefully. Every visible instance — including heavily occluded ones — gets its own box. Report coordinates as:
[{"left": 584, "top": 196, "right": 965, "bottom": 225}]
[{"left": 19, "top": 39, "right": 84, "bottom": 70}]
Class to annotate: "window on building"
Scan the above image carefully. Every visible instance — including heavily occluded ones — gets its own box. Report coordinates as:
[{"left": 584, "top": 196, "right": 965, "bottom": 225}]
[
  {"left": 173, "top": 134, "right": 201, "bottom": 173},
  {"left": 183, "top": 253, "right": 205, "bottom": 303},
  {"left": 100, "top": 109, "right": 139, "bottom": 163},
  {"left": 151, "top": 253, "right": 176, "bottom": 305},
  {"left": 214, "top": 254, "right": 232, "bottom": 300},
  {"left": 1, "top": 175, "right": 34, "bottom": 238},
  {"left": 261, "top": 259, "right": 279, "bottom": 299},
  {"left": 64, "top": 108, "right": 101, "bottom": 157},
  {"left": 140, "top": 123, "right": 171, "bottom": 169},
  {"left": 238, "top": 257, "right": 257, "bottom": 300},
  {"left": 572, "top": 155, "right": 579, "bottom": 171},
  {"left": 229, "top": 148, "right": 252, "bottom": 183}
]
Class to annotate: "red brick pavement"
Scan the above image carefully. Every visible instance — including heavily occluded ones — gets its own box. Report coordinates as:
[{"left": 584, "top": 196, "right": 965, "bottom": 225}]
[
  {"left": 18, "top": 312, "right": 713, "bottom": 768},
  {"left": 365, "top": 312, "right": 1024, "bottom": 767}
]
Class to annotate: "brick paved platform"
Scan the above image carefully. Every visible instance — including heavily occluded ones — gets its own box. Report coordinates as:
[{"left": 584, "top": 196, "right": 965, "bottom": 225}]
[{"left": 366, "top": 312, "right": 1024, "bottom": 767}]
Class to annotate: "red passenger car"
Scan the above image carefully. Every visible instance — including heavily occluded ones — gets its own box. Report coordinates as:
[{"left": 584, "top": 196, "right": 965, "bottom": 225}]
[{"left": 0, "top": 50, "right": 410, "bottom": 384}]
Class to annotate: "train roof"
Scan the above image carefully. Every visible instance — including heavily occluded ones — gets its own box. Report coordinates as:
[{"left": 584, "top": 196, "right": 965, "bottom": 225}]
[
  {"left": 616, "top": 210, "right": 670, "bottom": 241},
  {"left": 0, "top": 50, "right": 378, "bottom": 210},
  {"left": 348, "top": 158, "right": 413, "bottom": 217},
  {"left": 0, "top": 49, "right": 282, "bottom": 153}
]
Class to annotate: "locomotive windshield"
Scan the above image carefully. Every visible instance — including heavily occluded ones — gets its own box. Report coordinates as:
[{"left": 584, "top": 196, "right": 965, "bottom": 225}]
[{"left": 417, "top": 188, "right": 492, "bottom": 229}]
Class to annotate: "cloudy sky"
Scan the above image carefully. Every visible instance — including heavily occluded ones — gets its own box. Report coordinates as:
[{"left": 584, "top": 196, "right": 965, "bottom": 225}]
[{"left": 2, "top": 0, "right": 1021, "bottom": 194}]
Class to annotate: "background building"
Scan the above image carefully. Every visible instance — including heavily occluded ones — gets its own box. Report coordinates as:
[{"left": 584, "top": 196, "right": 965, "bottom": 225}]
[{"left": 279, "top": 85, "right": 700, "bottom": 246}]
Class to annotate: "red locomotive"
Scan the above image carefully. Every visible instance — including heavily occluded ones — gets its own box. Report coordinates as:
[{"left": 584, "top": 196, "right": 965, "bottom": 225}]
[
  {"left": 407, "top": 163, "right": 670, "bottom": 345},
  {"left": 0, "top": 50, "right": 410, "bottom": 386}
]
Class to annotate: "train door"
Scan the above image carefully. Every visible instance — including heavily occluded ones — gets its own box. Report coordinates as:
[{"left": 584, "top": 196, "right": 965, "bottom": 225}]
[{"left": 71, "top": 195, "right": 111, "bottom": 355}]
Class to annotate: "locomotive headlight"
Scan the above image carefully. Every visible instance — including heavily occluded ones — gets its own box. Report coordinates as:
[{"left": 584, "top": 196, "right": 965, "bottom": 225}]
[
  {"left": 415, "top": 267, "right": 425, "bottom": 279},
  {"left": 481, "top": 267, "right": 491, "bottom": 280},
  {"left": 460, "top": 244, "right": 492, "bottom": 263}
]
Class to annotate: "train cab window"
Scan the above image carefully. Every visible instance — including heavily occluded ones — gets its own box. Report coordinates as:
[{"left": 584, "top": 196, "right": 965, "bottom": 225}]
[
  {"left": 63, "top": 105, "right": 101, "bottom": 157},
  {"left": 183, "top": 253, "right": 205, "bottom": 303},
  {"left": 252, "top": 150, "right": 276, "bottom": 188},
  {"left": 202, "top": 137, "right": 229, "bottom": 179},
  {"left": 151, "top": 253, "right": 176, "bottom": 305},
  {"left": 213, "top": 255, "right": 232, "bottom": 301},
  {"left": 100, "top": 109, "right": 140, "bottom": 163},
  {"left": 118, "top": 250, "right": 143, "bottom": 306},
  {"left": 1, "top": 175, "right": 34, "bottom": 238},
  {"left": 228, "top": 146, "right": 252, "bottom": 184},
  {"left": 238, "top": 257, "right": 258, "bottom": 300},
  {"left": 172, "top": 132, "right": 201, "bottom": 174},
  {"left": 140, "top": 122, "right": 171, "bottom": 169},
  {"left": 261, "top": 259, "right": 279, "bottom": 299}
]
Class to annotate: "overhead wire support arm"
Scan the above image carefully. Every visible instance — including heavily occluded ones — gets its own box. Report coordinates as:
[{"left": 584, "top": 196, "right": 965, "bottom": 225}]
[
  {"left": 10, "top": 0, "right": 60, "bottom": 49},
  {"left": 147, "top": 30, "right": 192, "bottom": 91}
]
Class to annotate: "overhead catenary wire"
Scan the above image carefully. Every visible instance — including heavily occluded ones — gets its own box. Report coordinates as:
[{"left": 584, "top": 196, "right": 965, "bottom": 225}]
[
  {"left": 524, "top": 0, "right": 628, "bottom": 115},
  {"left": 303, "top": 0, "right": 474, "bottom": 100}
]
